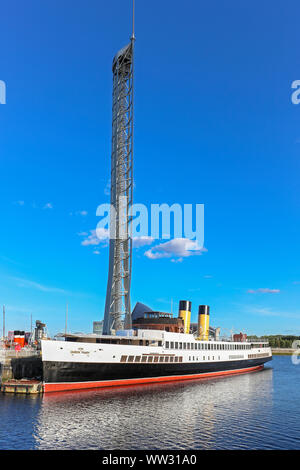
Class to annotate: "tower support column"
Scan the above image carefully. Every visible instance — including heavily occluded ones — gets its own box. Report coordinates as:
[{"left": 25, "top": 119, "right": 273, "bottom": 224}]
[{"left": 103, "top": 40, "right": 134, "bottom": 335}]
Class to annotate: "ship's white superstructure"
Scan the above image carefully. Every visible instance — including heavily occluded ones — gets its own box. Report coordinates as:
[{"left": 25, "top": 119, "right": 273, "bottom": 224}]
[
  {"left": 42, "top": 330, "right": 271, "bottom": 365},
  {"left": 40, "top": 330, "right": 272, "bottom": 392}
]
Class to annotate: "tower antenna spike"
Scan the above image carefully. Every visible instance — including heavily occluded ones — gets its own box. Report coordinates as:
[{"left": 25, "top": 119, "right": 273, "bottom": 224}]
[{"left": 131, "top": 0, "right": 135, "bottom": 41}]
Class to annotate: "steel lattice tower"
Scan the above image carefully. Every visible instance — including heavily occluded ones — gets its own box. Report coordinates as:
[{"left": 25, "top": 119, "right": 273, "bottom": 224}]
[{"left": 103, "top": 14, "right": 135, "bottom": 335}]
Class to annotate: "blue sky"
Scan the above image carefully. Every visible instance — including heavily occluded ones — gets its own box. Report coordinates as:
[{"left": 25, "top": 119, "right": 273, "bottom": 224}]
[{"left": 0, "top": 0, "right": 300, "bottom": 337}]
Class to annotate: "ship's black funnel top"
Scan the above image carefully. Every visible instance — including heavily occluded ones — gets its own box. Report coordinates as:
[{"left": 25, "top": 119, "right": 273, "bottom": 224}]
[
  {"left": 198, "top": 305, "right": 210, "bottom": 316},
  {"left": 179, "top": 300, "right": 192, "bottom": 312}
]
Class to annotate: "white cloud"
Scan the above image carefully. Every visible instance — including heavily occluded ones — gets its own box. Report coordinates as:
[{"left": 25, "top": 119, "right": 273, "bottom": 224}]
[
  {"left": 247, "top": 288, "right": 280, "bottom": 294},
  {"left": 246, "top": 306, "right": 300, "bottom": 320},
  {"left": 132, "top": 236, "right": 154, "bottom": 248},
  {"left": 10, "top": 276, "right": 68, "bottom": 295},
  {"left": 145, "top": 238, "right": 207, "bottom": 260},
  {"left": 13, "top": 201, "right": 55, "bottom": 210},
  {"left": 80, "top": 231, "right": 99, "bottom": 246},
  {"left": 70, "top": 210, "right": 88, "bottom": 216},
  {"left": 80, "top": 231, "right": 154, "bottom": 250},
  {"left": 80, "top": 228, "right": 109, "bottom": 247}
]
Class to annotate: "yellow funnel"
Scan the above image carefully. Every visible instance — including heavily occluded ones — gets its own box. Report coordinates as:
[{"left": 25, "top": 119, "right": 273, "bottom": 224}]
[
  {"left": 198, "top": 305, "right": 210, "bottom": 340},
  {"left": 178, "top": 300, "right": 192, "bottom": 334}
]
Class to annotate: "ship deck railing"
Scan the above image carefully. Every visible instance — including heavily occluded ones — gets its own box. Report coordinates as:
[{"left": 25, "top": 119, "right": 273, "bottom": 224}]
[{"left": 217, "top": 338, "right": 269, "bottom": 343}]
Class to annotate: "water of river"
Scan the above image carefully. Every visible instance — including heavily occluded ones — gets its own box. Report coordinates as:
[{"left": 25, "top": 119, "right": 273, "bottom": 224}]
[{"left": 0, "top": 355, "right": 299, "bottom": 450}]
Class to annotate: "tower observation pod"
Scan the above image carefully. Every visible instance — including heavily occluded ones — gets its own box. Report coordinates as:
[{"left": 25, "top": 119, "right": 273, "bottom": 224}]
[
  {"left": 103, "top": 13, "right": 135, "bottom": 334},
  {"left": 178, "top": 300, "right": 192, "bottom": 334},
  {"left": 198, "top": 305, "right": 210, "bottom": 340}
]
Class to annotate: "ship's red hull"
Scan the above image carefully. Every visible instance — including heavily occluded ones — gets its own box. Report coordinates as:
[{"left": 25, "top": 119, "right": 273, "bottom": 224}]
[{"left": 43, "top": 364, "right": 264, "bottom": 393}]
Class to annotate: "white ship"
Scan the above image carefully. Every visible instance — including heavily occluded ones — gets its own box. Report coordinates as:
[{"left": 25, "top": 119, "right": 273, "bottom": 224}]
[{"left": 39, "top": 302, "right": 272, "bottom": 393}]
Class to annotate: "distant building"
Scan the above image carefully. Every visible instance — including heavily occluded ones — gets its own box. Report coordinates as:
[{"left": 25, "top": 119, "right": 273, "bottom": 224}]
[
  {"left": 133, "top": 311, "right": 184, "bottom": 333},
  {"left": 233, "top": 332, "right": 247, "bottom": 342},
  {"left": 93, "top": 321, "right": 104, "bottom": 335},
  {"left": 131, "top": 303, "right": 184, "bottom": 333}
]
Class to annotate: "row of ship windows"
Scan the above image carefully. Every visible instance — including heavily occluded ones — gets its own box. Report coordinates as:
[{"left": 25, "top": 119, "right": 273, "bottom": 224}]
[
  {"left": 120, "top": 355, "right": 183, "bottom": 363},
  {"left": 248, "top": 353, "right": 269, "bottom": 359},
  {"left": 165, "top": 342, "right": 256, "bottom": 351},
  {"left": 119, "top": 355, "right": 244, "bottom": 363}
]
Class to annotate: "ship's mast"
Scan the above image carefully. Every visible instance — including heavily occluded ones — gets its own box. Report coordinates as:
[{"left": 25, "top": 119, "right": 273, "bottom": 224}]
[{"left": 103, "top": 1, "right": 135, "bottom": 334}]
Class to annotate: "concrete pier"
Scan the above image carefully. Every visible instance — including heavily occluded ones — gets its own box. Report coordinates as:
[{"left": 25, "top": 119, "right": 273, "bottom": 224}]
[
  {"left": 0, "top": 349, "right": 42, "bottom": 392},
  {"left": 1, "top": 379, "right": 42, "bottom": 394}
]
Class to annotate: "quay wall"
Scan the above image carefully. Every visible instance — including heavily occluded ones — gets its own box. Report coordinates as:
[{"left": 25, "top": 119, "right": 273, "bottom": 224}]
[
  {"left": 1, "top": 350, "right": 42, "bottom": 383},
  {"left": 272, "top": 348, "right": 299, "bottom": 356}
]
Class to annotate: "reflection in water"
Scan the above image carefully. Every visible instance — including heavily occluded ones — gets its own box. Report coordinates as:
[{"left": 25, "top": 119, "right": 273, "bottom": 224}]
[
  {"left": 34, "top": 367, "right": 275, "bottom": 450},
  {"left": 2, "top": 358, "right": 300, "bottom": 449}
]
